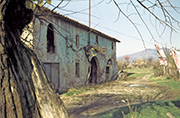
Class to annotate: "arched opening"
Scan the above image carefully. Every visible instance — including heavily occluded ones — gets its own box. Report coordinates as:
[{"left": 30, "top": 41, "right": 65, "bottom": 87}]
[
  {"left": 106, "top": 59, "right": 112, "bottom": 80},
  {"left": 47, "top": 23, "right": 55, "bottom": 53},
  {"left": 89, "top": 57, "right": 98, "bottom": 83},
  {"left": 107, "top": 59, "right": 112, "bottom": 65}
]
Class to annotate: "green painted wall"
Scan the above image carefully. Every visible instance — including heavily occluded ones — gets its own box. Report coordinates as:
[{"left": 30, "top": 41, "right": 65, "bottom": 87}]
[{"left": 33, "top": 11, "right": 119, "bottom": 91}]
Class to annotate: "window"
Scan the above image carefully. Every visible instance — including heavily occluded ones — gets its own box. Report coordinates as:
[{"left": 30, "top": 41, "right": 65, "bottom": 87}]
[
  {"left": 47, "top": 24, "right": 55, "bottom": 53},
  {"left": 106, "top": 66, "right": 110, "bottom": 80},
  {"left": 111, "top": 42, "right": 114, "bottom": 50},
  {"left": 96, "top": 35, "right": 98, "bottom": 44},
  {"left": 65, "top": 36, "right": 70, "bottom": 54},
  {"left": 88, "top": 33, "right": 90, "bottom": 45},
  {"left": 75, "top": 34, "right": 79, "bottom": 48},
  {"left": 75, "top": 62, "right": 80, "bottom": 78},
  {"left": 107, "top": 59, "right": 112, "bottom": 65}
]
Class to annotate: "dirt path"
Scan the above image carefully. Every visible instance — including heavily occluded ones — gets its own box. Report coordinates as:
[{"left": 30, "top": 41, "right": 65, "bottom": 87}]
[{"left": 60, "top": 73, "right": 176, "bottom": 118}]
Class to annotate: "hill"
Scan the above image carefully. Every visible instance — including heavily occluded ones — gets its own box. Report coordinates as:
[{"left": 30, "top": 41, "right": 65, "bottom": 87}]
[{"left": 117, "top": 49, "right": 158, "bottom": 62}]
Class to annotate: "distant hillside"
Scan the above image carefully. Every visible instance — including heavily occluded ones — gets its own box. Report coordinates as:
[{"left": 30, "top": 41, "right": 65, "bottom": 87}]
[{"left": 117, "top": 49, "right": 158, "bottom": 62}]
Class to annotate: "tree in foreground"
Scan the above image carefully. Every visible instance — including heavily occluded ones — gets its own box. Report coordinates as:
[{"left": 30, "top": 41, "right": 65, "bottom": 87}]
[{"left": 0, "top": 0, "right": 68, "bottom": 117}]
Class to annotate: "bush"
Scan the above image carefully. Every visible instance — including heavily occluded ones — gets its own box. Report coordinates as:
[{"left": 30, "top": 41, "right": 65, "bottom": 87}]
[
  {"left": 165, "top": 53, "right": 179, "bottom": 79},
  {"left": 153, "top": 61, "right": 165, "bottom": 76},
  {"left": 132, "top": 58, "right": 154, "bottom": 68},
  {"left": 153, "top": 50, "right": 180, "bottom": 79},
  {"left": 117, "top": 59, "right": 129, "bottom": 71}
]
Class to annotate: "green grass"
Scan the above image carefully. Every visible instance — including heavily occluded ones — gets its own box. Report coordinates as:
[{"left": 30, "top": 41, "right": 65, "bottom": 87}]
[
  {"left": 65, "top": 88, "right": 91, "bottom": 96},
  {"left": 123, "top": 67, "right": 153, "bottom": 81},
  {"left": 148, "top": 75, "right": 168, "bottom": 82},
  {"left": 66, "top": 67, "right": 180, "bottom": 118},
  {"left": 128, "top": 73, "right": 147, "bottom": 78},
  {"left": 124, "top": 67, "right": 153, "bottom": 74},
  {"left": 124, "top": 100, "right": 180, "bottom": 118},
  {"left": 123, "top": 68, "right": 180, "bottom": 118},
  {"left": 149, "top": 74, "right": 180, "bottom": 90},
  {"left": 90, "top": 67, "right": 180, "bottom": 118},
  {"left": 157, "top": 79, "right": 180, "bottom": 90},
  {"left": 90, "top": 100, "right": 180, "bottom": 118}
]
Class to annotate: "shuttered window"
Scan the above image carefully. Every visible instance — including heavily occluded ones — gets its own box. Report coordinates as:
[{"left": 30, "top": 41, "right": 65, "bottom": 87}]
[{"left": 75, "top": 62, "right": 80, "bottom": 78}]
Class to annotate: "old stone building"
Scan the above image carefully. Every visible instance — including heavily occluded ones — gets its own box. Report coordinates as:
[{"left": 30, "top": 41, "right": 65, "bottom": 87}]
[{"left": 22, "top": 7, "right": 120, "bottom": 91}]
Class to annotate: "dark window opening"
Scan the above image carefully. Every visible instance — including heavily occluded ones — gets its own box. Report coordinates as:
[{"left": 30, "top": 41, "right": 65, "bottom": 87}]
[
  {"left": 47, "top": 24, "right": 55, "bottom": 53},
  {"left": 75, "top": 34, "right": 79, "bottom": 48},
  {"left": 89, "top": 57, "right": 97, "bottom": 83},
  {"left": 75, "top": 62, "right": 80, "bottom": 78},
  {"left": 107, "top": 59, "right": 112, "bottom": 65},
  {"left": 88, "top": 33, "right": 90, "bottom": 45},
  {"left": 96, "top": 35, "right": 98, "bottom": 44},
  {"left": 111, "top": 42, "right": 114, "bottom": 50},
  {"left": 106, "top": 66, "right": 110, "bottom": 80}
]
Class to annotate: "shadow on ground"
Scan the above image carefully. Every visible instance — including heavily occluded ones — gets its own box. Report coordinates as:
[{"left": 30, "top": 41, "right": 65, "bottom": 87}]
[
  {"left": 66, "top": 87, "right": 177, "bottom": 118},
  {"left": 90, "top": 100, "right": 180, "bottom": 118}
]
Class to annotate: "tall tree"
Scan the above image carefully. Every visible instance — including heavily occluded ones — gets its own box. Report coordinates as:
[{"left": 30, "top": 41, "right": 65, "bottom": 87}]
[{"left": 0, "top": 0, "right": 68, "bottom": 117}]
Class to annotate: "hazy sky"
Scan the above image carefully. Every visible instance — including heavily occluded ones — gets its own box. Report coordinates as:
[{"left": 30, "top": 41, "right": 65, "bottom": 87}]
[{"left": 45, "top": 0, "right": 180, "bottom": 57}]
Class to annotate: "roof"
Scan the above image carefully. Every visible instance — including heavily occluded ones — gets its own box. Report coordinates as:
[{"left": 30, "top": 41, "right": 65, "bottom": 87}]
[{"left": 35, "top": 7, "right": 120, "bottom": 43}]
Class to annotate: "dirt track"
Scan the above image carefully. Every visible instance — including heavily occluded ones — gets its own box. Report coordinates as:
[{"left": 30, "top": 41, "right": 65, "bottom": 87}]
[{"left": 60, "top": 74, "right": 176, "bottom": 118}]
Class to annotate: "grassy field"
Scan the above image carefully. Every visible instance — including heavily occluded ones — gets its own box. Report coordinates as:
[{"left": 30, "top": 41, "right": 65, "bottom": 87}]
[
  {"left": 61, "top": 67, "right": 180, "bottom": 118},
  {"left": 90, "top": 67, "right": 180, "bottom": 118},
  {"left": 121, "top": 67, "right": 153, "bottom": 81},
  {"left": 90, "top": 100, "right": 180, "bottom": 118}
]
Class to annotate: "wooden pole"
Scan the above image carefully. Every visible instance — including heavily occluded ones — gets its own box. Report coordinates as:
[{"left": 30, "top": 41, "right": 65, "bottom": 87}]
[{"left": 89, "top": 0, "right": 91, "bottom": 27}]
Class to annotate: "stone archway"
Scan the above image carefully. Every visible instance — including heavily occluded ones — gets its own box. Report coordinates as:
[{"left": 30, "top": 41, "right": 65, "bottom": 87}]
[{"left": 89, "top": 57, "right": 98, "bottom": 83}]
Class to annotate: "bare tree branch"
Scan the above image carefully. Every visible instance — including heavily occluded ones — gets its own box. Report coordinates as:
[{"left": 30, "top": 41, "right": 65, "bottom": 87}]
[
  {"left": 51, "top": 0, "right": 64, "bottom": 11},
  {"left": 130, "top": 0, "right": 155, "bottom": 42},
  {"left": 113, "top": 0, "right": 146, "bottom": 49},
  {"left": 136, "top": 0, "right": 176, "bottom": 31}
]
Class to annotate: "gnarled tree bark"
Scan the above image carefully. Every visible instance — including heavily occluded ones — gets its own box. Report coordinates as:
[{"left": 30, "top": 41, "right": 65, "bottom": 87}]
[{"left": 0, "top": 0, "right": 68, "bottom": 117}]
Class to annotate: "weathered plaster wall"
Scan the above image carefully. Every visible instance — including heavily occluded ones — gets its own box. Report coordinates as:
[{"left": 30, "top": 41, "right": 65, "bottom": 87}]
[
  {"left": 88, "top": 32, "right": 117, "bottom": 82},
  {"left": 33, "top": 11, "right": 118, "bottom": 91}
]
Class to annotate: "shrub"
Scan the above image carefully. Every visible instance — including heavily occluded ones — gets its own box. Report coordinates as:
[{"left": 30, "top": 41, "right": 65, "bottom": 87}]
[
  {"left": 124, "top": 55, "right": 130, "bottom": 62},
  {"left": 165, "top": 52, "right": 179, "bottom": 79},
  {"left": 117, "top": 59, "right": 129, "bottom": 71},
  {"left": 132, "top": 58, "right": 153, "bottom": 68},
  {"left": 153, "top": 61, "right": 165, "bottom": 76},
  {"left": 153, "top": 49, "right": 180, "bottom": 79}
]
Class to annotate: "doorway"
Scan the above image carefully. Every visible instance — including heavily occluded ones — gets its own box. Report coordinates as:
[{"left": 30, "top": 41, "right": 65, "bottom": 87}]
[
  {"left": 89, "top": 57, "right": 98, "bottom": 83},
  {"left": 43, "top": 63, "right": 60, "bottom": 90}
]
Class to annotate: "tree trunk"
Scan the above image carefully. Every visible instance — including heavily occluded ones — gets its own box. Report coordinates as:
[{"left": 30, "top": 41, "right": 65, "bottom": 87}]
[{"left": 0, "top": 0, "right": 68, "bottom": 117}]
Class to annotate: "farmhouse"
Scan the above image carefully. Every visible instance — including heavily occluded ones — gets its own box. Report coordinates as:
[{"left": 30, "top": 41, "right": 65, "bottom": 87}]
[{"left": 22, "top": 7, "right": 120, "bottom": 92}]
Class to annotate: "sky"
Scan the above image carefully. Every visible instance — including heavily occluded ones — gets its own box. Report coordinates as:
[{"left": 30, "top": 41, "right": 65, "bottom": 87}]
[{"left": 45, "top": 0, "right": 180, "bottom": 57}]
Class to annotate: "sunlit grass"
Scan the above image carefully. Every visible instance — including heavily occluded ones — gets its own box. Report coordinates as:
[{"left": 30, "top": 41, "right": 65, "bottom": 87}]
[
  {"left": 90, "top": 100, "right": 180, "bottom": 118},
  {"left": 65, "top": 87, "right": 92, "bottom": 96},
  {"left": 122, "top": 67, "right": 153, "bottom": 81},
  {"left": 124, "top": 67, "right": 153, "bottom": 74},
  {"left": 90, "top": 67, "right": 180, "bottom": 118},
  {"left": 63, "top": 67, "right": 180, "bottom": 118},
  {"left": 124, "top": 100, "right": 180, "bottom": 118},
  {"left": 157, "top": 80, "right": 180, "bottom": 90}
]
